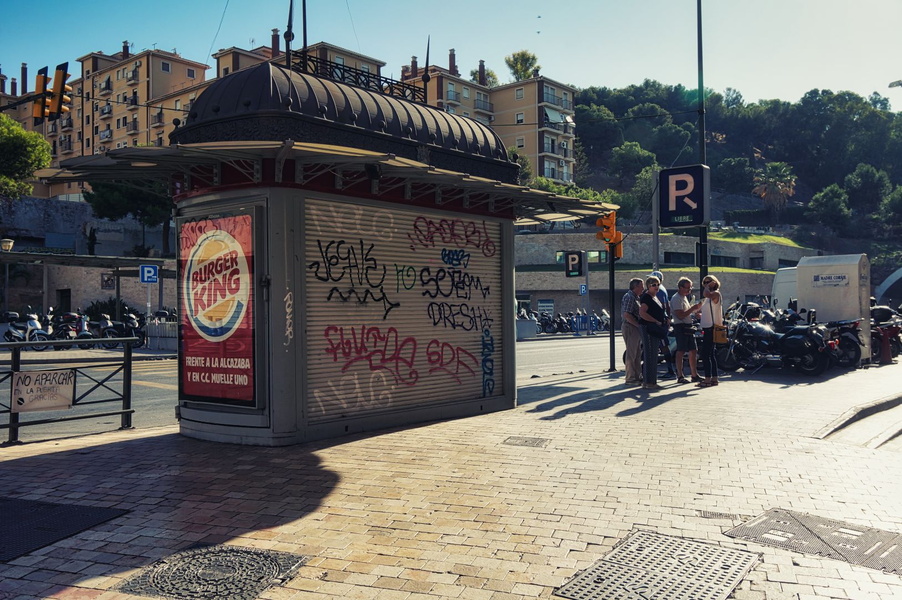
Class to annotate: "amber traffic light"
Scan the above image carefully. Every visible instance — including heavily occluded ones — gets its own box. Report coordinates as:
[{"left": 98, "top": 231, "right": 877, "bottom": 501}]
[
  {"left": 49, "top": 62, "right": 72, "bottom": 121},
  {"left": 611, "top": 231, "right": 624, "bottom": 260},
  {"left": 32, "top": 67, "right": 50, "bottom": 125},
  {"left": 595, "top": 211, "right": 617, "bottom": 243}
]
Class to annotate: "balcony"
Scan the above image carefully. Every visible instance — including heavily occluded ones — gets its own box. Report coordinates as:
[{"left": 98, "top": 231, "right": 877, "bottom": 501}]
[
  {"left": 98, "top": 80, "right": 113, "bottom": 95},
  {"left": 445, "top": 90, "right": 461, "bottom": 104},
  {"left": 474, "top": 98, "right": 494, "bottom": 113},
  {"left": 60, "top": 117, "right": 73, "bottom": 130},
  {"left": 542, "top": 142, "right": 570, "bottom": 157},
  {"left": 99, "top": 129, "right": 113, "bottom": 141},
  {"left": 288, "top": 51, "right": 425, "bottom": 104},
  {"left": 59, "top": 139, "right": 74, "bottom": 154},
  {"left": 47, "top": 122, "right": 58, "bottom": 136},
  {"left": 543, "top": 167, "right": 572, "bottom": 183},
  {"left": 126, "top": 96, "right": 140, "bottom": 110},
  {"left": 151, "top": 111, "right": 165, "bottom": 127},
  {"left": 126, "top": 121, "right": 139, "bottom": 133},
  {"left": 99, "top": 104, "right": 113, "bottom": 119},
  {"left": 153, "top": 137, "right": 164, "bottom": 147},
  {"left": 542, "top": 92, "right": 572, "bottom": 110},
  {"left": 126, "top": 69, "right": 139, "bottom": 82}
]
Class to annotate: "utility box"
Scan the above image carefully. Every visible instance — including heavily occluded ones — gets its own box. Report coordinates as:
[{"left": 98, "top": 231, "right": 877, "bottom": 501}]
[{"left": 796, "top": 254, "right": 870, "bottom": 360}]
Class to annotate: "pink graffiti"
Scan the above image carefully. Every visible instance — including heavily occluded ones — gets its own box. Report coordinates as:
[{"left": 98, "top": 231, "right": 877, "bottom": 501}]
[
  {"left": 408, "top": 217, "right": 496, "bottom": 257},
  {"left": 425, "top": 340, "right": 478, "bottom": 383},
  {"left": 323, "top": 325, "right": 419, "bottom": 385}
]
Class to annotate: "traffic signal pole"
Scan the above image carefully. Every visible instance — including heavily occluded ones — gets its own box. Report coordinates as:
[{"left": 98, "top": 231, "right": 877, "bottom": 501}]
[
  {"left": 607, "top": 241, "right": 616, "bottom": 372},
  {"left": 697, "top": 0, "right": 709, "bottom": 281}
]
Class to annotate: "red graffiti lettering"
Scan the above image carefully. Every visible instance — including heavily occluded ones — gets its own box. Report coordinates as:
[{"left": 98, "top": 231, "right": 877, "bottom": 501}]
[
  {"left": 323, "top": 325, "right": 419, "bottom": 385},
  {"left": 425, "top": 339, "right": 478, "bottom": 383}
]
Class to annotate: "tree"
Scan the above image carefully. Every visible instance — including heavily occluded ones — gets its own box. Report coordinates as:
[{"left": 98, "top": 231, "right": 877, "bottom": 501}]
[
  {"left": 881, "top": 186, "right": 902, "bottom": 235},
  {"left": 752, "top": 161, "right": 796, "bottom": 219},
  {"left": 844, "top": 163, "right": 891, "bottom": 216},
  {"left": 806, "top": 184, "right": 851, "bottom": 234},
  {"left": 608, "top": 141, "right": 656, "bottom": 184},
  {"left": 469, "top": 68, "right": 499, "bottom": 88},
  {"left": 573, "top": 104, "right": 621, "bottom": 162},
  {"left": 504, "top": 50, "right": 540, "bottom": 82},
  {"left": 713, "top": 157, "right": 755, "bottom": 194},
  {"left": 0, "top": 114, "right": 52, "bottom": 199},
  {"left": 84, "top": 180, "right": 173, "bottom": 255},
  {"left": 508, "top": 148, "right": 532, "bottom": 186}
]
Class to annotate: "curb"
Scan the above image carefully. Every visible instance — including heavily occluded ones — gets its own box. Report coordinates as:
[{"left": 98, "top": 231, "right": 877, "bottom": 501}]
[{"left": 813, "top": 393, "right": 902, "bottom": 440}]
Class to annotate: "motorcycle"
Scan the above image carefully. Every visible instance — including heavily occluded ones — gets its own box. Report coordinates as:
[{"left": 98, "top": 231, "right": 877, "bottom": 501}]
[
  {"left": 590, "top": 309, "right": 611, "bottom": 332},
  {"left": 538, "top": 312, "right": 557, "bottom": 334},
  {"left": 716, "top": 302, "right": 835, "bottom": 376},
  {"left": 870, "top": 303, "right": 902, "bottom": 363},
  {"left": 3, "top": 308, "right": 51, "bottom": 351},
  {"left": 96, "top": 308, "right": 147, "bottom": 349},
  {"left": 824, "top": 318, "right": 865, "bottom": 368}
]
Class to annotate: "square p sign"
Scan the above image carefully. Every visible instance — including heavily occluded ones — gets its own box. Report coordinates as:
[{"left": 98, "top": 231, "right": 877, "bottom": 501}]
[{"left": 658, "top": 164, "right": 710, "bottom": 229}]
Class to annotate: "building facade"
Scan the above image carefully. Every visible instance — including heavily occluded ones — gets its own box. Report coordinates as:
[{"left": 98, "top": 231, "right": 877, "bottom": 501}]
[{"left": 400, "top": 51, "right": 576, "bottom": 184}]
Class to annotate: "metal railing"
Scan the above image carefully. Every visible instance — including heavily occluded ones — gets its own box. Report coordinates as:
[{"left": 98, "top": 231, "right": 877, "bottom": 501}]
[
  {"left": 0, "top": 338, "right": 136, "bottom": 445},
  {"left": 288, "top": 51, "right": 426, "bottom": 104}
]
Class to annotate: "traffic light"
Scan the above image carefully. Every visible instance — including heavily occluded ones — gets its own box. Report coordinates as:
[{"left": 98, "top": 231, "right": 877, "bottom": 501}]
[
  {"left": 611, "top": 231, "right": 624, "bottom": 261},
  {"left": 595, "top": 211, "right": 617, "bottom": 243},
  {"left": 48, "top": 62, "right": 72, "bottom": 121},
  {"left": 32, "top": 67, "right": 50, "bottom": 125}
]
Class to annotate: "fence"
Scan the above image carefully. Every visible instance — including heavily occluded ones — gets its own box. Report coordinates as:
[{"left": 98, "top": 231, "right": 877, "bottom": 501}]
[
  {"left": 146, "top": 320, "right": 178, "bottom": 351},
  {"left": 0, "top": 338, "right": 136, "bottom": 444}
]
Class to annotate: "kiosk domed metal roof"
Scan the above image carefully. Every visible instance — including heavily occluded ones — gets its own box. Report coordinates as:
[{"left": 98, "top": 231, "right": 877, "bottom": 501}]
[{"left": 171, "top": 62, "right": 512, "bottom": 179}]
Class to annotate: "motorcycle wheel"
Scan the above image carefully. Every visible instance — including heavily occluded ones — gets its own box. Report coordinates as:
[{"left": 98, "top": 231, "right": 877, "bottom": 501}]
[
  {"left": 30, "top": 333, "right": 50, "bottom": 352},
  {"left": 715, "top": 346, "right": 741, "bottom": 372},
  {"left": 870, "top": 334, "right": 883, "bottom": 363},
  {"left": 891, "top": 338, "right": 902, "bottom": 358},
  {"left": 836, "top": 338, "right": 862, "bottom": 369},
  {"left": 78, "top": 336, "right": 94, "bottom": 350},
  {"left": 795, "top": 350, "right": 830, "bottom": 376},
  {"left": 101, "top": 330, "right": 120, "bottom": 350},
  {"left": 133, "top": 331, "right": 146, "bottom": 349},
  {"left": 542, "top": 323, "right": 556, "bottom": 334}
]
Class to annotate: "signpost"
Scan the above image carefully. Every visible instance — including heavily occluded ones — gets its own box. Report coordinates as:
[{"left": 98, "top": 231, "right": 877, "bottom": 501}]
[
  {"left": 657, "top": 164, "right": 710, "bottom": 229},
  {"left": 140, "top": 264, "right": 159, "bottom": 320}
]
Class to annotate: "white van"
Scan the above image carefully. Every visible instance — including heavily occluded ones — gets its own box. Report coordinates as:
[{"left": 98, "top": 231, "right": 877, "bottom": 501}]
[{"left": 771, "top": 267, "right": 797, "bottom": 310}]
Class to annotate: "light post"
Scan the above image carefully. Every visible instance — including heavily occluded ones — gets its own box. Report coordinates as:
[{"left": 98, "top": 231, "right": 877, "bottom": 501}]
[{"left": 1, "top": 238, "right": 14, "bottom": 313}]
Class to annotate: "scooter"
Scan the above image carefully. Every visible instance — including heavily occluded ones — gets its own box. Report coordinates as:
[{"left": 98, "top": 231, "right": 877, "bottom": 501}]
[
  {"left": 97, "top": 309, "right": 146, "bottom": 349},
  {"left": 3, "top": 308, "right": 51, "bottom": 351}
]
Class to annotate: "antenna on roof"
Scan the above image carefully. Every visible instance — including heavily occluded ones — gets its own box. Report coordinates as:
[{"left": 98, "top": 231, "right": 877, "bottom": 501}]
[
  {"left": 284, "top": 0, "right": 295, "bottom": 68},
  {"left": 421, "top": 35, "right": 431, "bottom": 103}
]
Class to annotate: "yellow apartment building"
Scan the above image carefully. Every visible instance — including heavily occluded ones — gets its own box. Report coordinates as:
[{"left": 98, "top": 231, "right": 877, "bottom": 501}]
[{"left": 400, "top": 49, "right": 576, "bottom": 183}]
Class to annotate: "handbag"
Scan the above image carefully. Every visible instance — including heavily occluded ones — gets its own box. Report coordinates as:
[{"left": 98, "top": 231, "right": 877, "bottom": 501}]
[
  {"left": 708, "top": 298, "right": 729, "bottom": 344},
  {"left": 645, "top": 322, "right": 668, "bottom": 339}
]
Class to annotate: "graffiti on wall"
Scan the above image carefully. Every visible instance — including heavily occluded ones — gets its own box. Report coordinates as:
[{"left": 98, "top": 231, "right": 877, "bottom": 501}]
[{"left": 306, "top": 200, "right": 501, "bottom": 420}]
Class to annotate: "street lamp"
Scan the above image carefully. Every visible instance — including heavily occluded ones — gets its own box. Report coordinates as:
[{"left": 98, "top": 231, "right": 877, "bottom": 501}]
[{"left": 1, "top": 238, "right": 14, "bottom": 313}]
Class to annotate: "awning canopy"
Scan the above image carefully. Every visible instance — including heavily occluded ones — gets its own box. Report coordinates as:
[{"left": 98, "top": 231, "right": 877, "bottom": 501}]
[{"left": 38, "top": 140, "right": 616, "bottom": 223}]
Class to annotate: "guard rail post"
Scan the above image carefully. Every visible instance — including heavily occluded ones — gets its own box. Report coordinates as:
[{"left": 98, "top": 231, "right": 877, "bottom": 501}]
[
  {"left": 121, "top": 341, "right": 133, "bottom": 429},
  {"left": 7, "top": 345, "right": 21, "bottom": 444}
]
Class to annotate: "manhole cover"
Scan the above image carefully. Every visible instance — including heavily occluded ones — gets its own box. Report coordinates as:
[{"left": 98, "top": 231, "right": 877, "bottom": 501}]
[
  {"left": 725, "top": 508, "right": 902, "bottom": 574},
  {"left": 555, "top": 530, "right": 759, "bottom": 600},
  {"left": 116, "top": 545, "right": 307, "bottom": 600},
  {"left": 503, "top": 436, "right": 549, "bottom": 447},
  {"left": 0, "top": 497, "right": 128, "bottom": 562}
]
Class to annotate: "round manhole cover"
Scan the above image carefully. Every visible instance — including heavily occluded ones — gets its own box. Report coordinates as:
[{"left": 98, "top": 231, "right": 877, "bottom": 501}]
[{"left": 117, "top": 545, "right": 307, "bottom": 600}]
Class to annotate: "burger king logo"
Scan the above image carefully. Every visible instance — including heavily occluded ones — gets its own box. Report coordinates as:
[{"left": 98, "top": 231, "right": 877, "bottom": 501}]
[{"left": 183, "top": 229, "right": 250, "bottom": 342}]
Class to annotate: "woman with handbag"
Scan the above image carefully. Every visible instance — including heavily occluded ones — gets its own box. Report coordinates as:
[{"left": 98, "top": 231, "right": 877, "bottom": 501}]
[
  {"left": 638, "top": 275, "right": 668, "bottom": 390},
  {"left": 697, "top": 275, "right": 723, "bottom": 387}
]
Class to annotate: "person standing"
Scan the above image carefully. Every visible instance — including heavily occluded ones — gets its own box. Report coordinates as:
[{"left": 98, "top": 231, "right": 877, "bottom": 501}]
[
  {"left": 670, "top": 277, "right": 703, "bottom": 384},
  {"left": 651, "top": 270, "right": 676, "bottom": 378},
  {"left": 638, "top": 275, "right": 667, "bottom": 390},
  {"left": 698, "top": 275, "right": 723, "bottom": 387},
  {"left": 621, "top": 278, "right": 645, "bottom": 386}
]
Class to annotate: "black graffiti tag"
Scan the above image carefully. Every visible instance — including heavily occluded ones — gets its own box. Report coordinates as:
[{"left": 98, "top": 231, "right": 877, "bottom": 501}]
[{"left": 308, "top": 239, "right": 399, "bottom": 319}]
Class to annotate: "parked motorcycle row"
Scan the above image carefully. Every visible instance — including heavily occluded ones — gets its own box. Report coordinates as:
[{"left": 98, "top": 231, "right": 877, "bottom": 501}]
[
  {"left": 518, "top": 308, "right": 611, "bottom": 335},
  {"left": 2, "top": 306, "right": 147, "bottom": 351},
  {"left": 714, "top": 300, "right": 902, "bottom": 377}
]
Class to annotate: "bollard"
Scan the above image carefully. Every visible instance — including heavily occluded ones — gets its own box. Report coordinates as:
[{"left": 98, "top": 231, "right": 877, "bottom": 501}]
[{"left": 879, "top": 327, "right": 893, "bottom": 365}]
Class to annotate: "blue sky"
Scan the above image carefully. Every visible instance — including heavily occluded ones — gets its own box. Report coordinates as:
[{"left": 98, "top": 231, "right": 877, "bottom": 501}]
[{"left": 2, "top": 0, "right": 901, "bottom": 107}]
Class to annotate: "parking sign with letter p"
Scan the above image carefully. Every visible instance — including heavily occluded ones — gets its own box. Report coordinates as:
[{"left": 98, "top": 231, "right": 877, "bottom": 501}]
[{"left": 658, "top": 164, "right": 710, "bottom": 229}]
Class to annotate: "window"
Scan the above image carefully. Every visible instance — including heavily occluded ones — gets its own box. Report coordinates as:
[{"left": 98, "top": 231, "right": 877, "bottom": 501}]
[
  {"left": 516, "top": 137, "right": 525, "bottom": 148},
  {"left": 116, "top": 70, "right": 121, "bottom": 80},
  {"left": 462, "top": 87, "right": 470, "bottom": 99},
  {"left": 187, "top": 68, "right": 196, "bottom": 79},
  {"left": 174, "top": 100, "right": 181, "bottom": 110},
  {"left": 711, "top": 255, "right": 739, "bottom": 268},
  {"left": 161, "top": 61, "right": 171, "bottom": 73},
  {"left": 516, "top": 112, "right": 524, "bottom": 124},
  {"left": 778, "top": 259, "right": 798, "bottom": 268},
  {"left": 445, "top": 106, "right": 456, "bottom": 114},
  {"left": 515, "top": 87, "right": 524, "bottom": 100},
  {"left": 749, "top": 257, "right": 764, "bottom": 269},
  {"left": 361, "top": 64, "right": 370, "bottom": 73},
  {"left": 222, "top": 67, "right": 230, "bottom": 76},
  {"left": 664, "top": 251, "right": 695, "bottom": 266},
  {"left": 463, "top": 111, "right": 470, "bottom": 117}
]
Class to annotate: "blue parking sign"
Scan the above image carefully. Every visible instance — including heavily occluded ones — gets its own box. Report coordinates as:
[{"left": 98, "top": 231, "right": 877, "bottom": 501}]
[{"left": 140, "top": 264, "right": 159, "bottom": 284}]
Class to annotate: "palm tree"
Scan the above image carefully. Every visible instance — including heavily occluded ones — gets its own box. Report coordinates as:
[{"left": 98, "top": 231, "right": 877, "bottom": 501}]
[{"left": 752, "top": 161, "right": 796, "bottom": 220}]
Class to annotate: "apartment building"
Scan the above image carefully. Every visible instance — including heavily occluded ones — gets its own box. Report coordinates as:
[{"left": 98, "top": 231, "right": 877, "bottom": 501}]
[{"left": 399, "top": 50, "right": 576, "bottom": 183}]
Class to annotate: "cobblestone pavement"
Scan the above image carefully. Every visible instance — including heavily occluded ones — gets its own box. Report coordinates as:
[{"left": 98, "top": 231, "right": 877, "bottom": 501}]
[{"left": 1, "top": 359, "right": 901, "bottom": 600}]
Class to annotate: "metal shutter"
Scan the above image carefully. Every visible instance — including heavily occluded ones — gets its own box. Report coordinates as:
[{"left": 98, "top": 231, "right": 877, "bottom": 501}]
[{"left": 305, "top": 198, "right": 504, "bottom": 423}]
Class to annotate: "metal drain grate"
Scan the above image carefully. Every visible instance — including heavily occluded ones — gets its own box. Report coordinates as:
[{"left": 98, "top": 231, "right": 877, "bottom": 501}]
[
  {"left": 0, "top": 497, "right": 128, "bottom": 562},
  {"left": 726, "top": 508, "right": 902, "bottom": 574},
  {"left": 116, "top": 544, "right": 307, "bottom": 600},
  {"left": 554, "top": 530, "right": 759, "bottom": 600},
  {"left": 503, "top": 436, "right": 549, "bottom": 447}
]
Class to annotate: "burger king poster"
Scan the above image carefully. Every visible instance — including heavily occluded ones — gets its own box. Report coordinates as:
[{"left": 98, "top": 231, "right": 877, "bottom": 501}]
[{"left": 179, "top": 214, "right": 255, "bottom": 404}]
